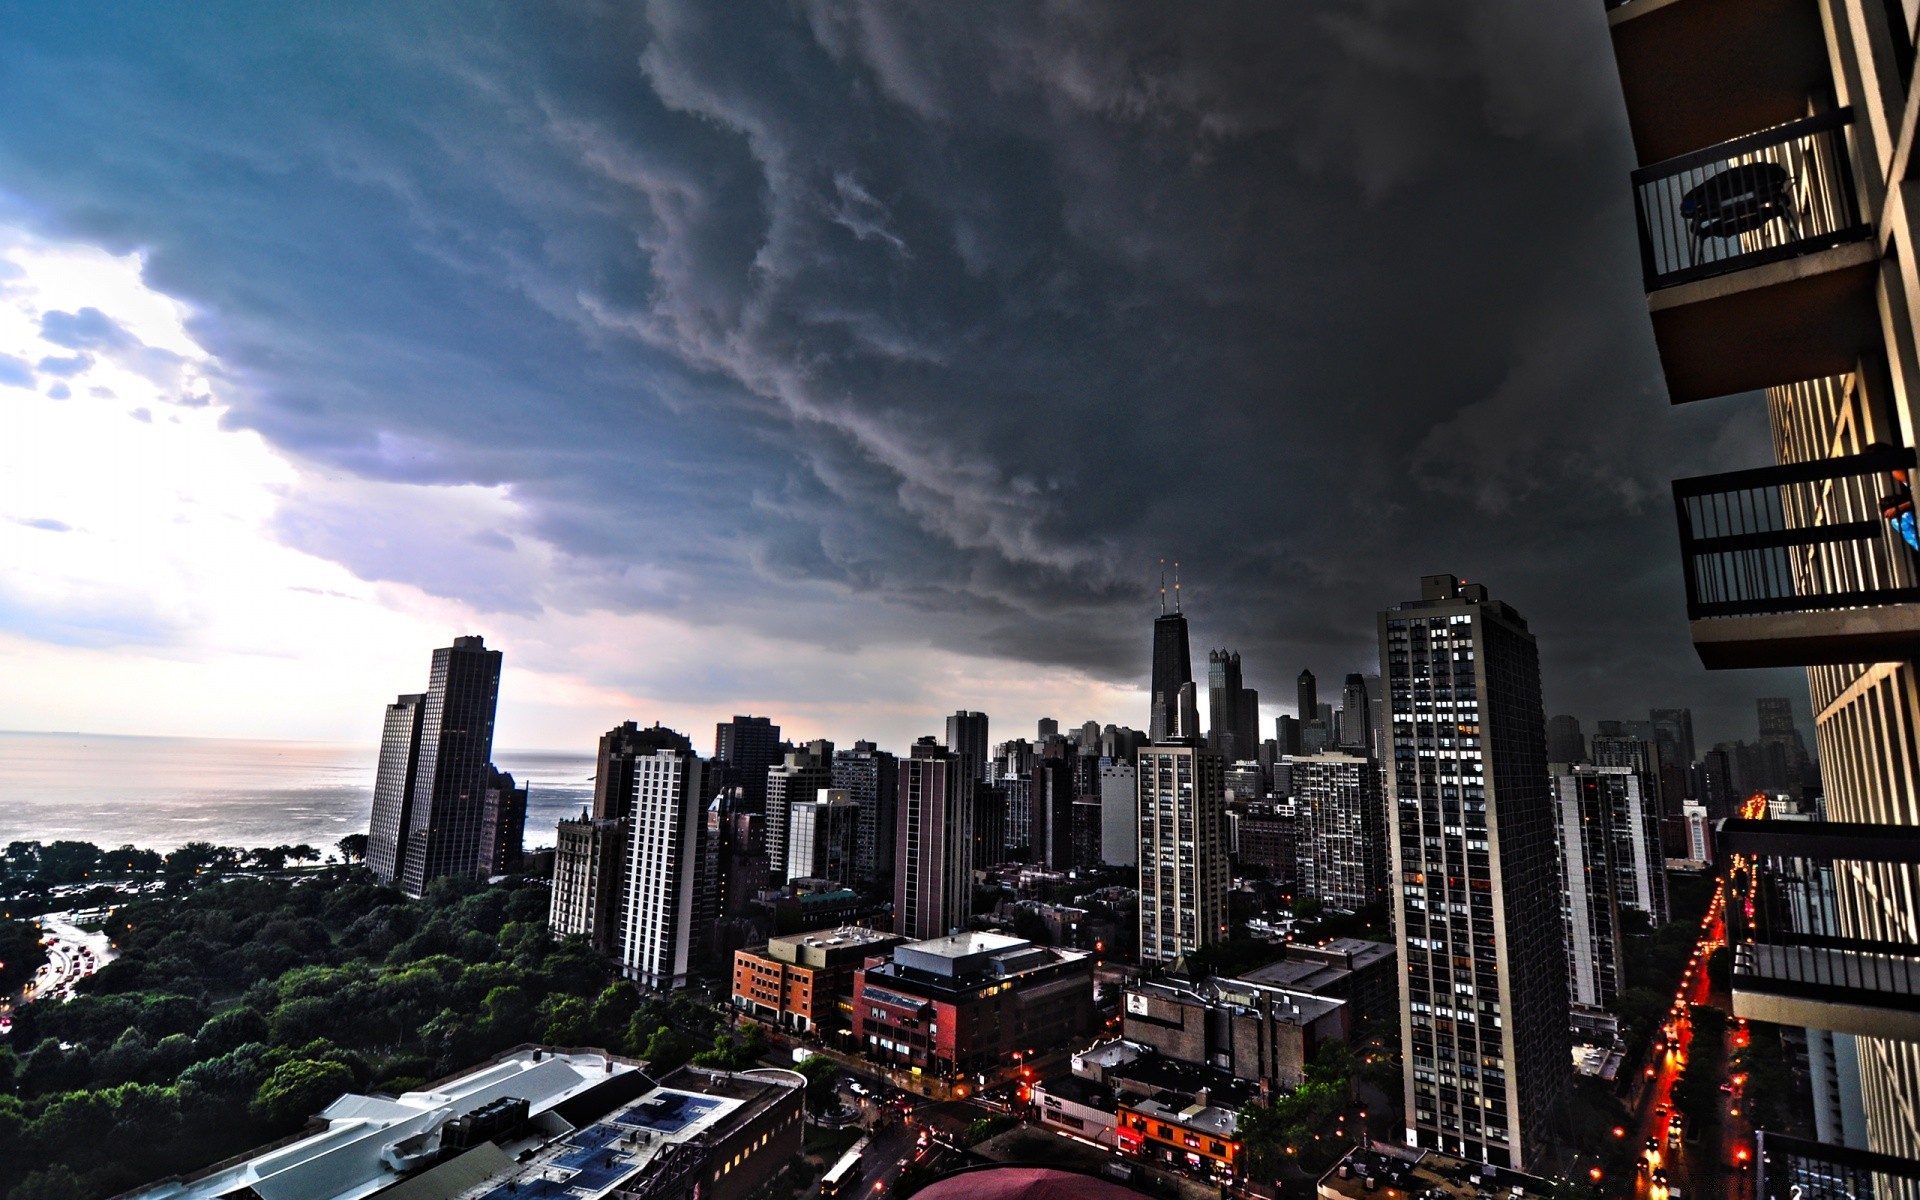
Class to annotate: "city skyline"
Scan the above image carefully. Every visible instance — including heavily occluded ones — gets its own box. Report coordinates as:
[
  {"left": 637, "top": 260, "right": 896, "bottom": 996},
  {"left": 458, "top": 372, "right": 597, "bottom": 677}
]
[{"left": 0, "top": 6, "right": 1809, "bottom": 757}]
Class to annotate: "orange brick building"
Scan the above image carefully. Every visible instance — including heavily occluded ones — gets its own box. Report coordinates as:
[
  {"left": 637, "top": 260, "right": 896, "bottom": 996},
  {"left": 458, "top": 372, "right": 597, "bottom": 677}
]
[{"left": 732, "top": 926, "right": 904, "bottom": 1034}]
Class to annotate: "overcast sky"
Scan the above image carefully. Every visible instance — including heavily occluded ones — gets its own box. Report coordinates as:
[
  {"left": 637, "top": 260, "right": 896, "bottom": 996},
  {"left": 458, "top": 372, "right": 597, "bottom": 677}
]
[{"left": 0, "top": 2, "right": 1809, "bottom": 754}]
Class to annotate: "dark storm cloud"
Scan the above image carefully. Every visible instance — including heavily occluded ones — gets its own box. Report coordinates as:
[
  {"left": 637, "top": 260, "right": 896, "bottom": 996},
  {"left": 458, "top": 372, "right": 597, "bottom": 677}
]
[{"left": 0, "top": 1, "right": 1799, "bottom": 744}]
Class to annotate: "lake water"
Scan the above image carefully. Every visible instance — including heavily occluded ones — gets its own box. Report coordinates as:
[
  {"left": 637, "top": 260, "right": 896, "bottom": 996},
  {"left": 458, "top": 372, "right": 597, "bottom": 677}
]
[{"left": 0, "top": 730, "right": 596, "bottom": 853}]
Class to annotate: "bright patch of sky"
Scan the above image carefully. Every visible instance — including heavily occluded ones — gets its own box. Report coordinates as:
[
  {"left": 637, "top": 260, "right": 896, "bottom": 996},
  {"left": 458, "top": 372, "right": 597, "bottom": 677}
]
[{"left": 0, "top": 226, "right": 1142, "bottom": 749}]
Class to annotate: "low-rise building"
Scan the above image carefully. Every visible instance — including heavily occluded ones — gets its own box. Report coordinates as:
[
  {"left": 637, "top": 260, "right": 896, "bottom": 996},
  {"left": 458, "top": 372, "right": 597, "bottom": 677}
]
[
  {"left": 1110, "top": 1054, "right": 1251, "bottom": 1183},
  {"left": 732, "top": 926, "right": 906, "bottom": 1034},
  {"left": 1316, "top": 1145, "right": 1556, "bottom": 1200},
  {"left": 1031, "top": 1073, "right": 1120, "bottom": 1147},
  {"left": 121, "top": 1049, "right": 805, "bottom": 1200},
  {"left": 1233, "top": 937, "right": 1397, "bottom": 1031},
  {"left": 1121, "top": 974, "right": 1345, "bottom": 1091},
  {"left": 854, "top": 931, "right": 1094, "bottom": 1082}
]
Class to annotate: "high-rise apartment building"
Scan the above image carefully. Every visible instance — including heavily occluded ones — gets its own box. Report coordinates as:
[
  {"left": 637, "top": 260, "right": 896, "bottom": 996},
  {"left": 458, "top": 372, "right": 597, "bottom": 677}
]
[
  {"left": 1551, "top": 766, "right": 1632, "bottom": 1014},
  {"left": 615, "top": 724, "right": 706, "bottom": 991},
  {"left": 1294, "top": 751, "right": 1385, "bottom": 914},
  {"left": 1599, "top": 1, "right": 1920, "bottom": 1142},
  {"left": 368, "top": 693, "right": 425, "bottom": 886},
  {"left": 366, "top": 636, "right": 505, "bottom": 897},
  {"left": 549, "top": 814, "right": 626, "bottom": 954},
  {"left": 946, "top": 711, "right": 990, "bottom": 784},
  {"left": 1380, "top": 576, "right": 1567, "bottom": 1171},
  {"left": 785, "top": 788, "right": 860, "bottom": 886},
  {"left": 713, "top": 715, "right": 782, "bottom": 812},
  {"left": 1136, "top": 741, "right": 1229, "bottom": 965},
  {"left": 1337, "top": 674, "right": 1371, "bottom": 752},
  {"left": 1586, "top": 740, "right": 1671, "bottom": 927},
  {"left": 831, "top": 741, "right": 897, "bottom": 889},
  {"left": 763, "top": 743, "right": 833, "bottom": 885},
  {"left": 477, "top": 767, "right": 527, "bottom": 877},
  {"left": 1035, "top": 756, "right": 1077, "bottom": 872},
  {"left": 1099, "top": 760, "right": 1138, "bottom": 867},
  {"left": 894, "top": 738, "right": 973, "bottom": 941},
  {"left": 594, "top": 721, "right": 656, "bottom": 821}
]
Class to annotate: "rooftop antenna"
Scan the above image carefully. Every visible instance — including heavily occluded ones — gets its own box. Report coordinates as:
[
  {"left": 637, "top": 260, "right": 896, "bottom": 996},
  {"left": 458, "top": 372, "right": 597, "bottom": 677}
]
[
  {"left": 1159, "top": 559, "right": 1167, "bottom": 615},
  {"left": 1173, "top": 561, "right": 1182, "bottom": 613}
]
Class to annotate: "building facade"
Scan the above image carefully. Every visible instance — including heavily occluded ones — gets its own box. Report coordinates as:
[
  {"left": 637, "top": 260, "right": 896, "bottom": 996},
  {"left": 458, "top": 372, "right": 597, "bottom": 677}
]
[
  {"left": 785, "top": 788, "right": 860, "bottom": 887},
  {"left": 1136, "top": 742, "right": 1230, "bottom": 965},
  {"left": 732, "top": 926, "right": 906, "bottom": 1034},
  {"left": 1150, "top": 601, "right": 1195, "bottom": 744},
  {"left": 616, "top": 727, "right": 707, "bottom": 991},
  {"left": 894, "top": 738, "right": 973, "bottom": 941},
  {"left": 852, "top": 932, "right": 1093, "bottom": 1081},
  {"left": 1120, "top": 975, "right": 1347, "bottom": 1091},
  {"left": 832, "top": 741, "right": 897, "bottom": 889},
  {"left": 1099, "top": 760, "right": 1138, "bottom": 867},
  {"left": 367, "top": 692, "right": 425, "bottom": 886},
  {"left": 1294, "top": 751, "right": 1386, "bottom": 914},
  {"left": 1380, "top": 575, "right": 1568, "bottom": 1171},
  {"left": 549, "top": 815, "right": 627, "bottom": 954},
  {"left": 762, "top": 744, "right": 832, "bottom": 886},
  {"left": 1552, "top": 766, "right": 1628, "bottom": 1014}
]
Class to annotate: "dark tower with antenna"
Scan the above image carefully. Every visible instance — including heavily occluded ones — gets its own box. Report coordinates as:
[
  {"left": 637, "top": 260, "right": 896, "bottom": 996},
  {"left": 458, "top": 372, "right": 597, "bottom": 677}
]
[{"left": 1149, "top": 561, "right": 1195, "bottom": 743}]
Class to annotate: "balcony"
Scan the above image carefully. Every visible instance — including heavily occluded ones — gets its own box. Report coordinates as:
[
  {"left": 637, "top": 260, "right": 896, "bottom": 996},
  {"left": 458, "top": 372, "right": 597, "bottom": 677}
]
[
  {"left": 1755, "top": 1131, "right": 1920, "bottom": 1200},
  {"left": 1606, "top": 0, "right": 1829, "bottom": 166},
  {"left": 1632, "top": 110, "right": 1878, "bottom": 402},
  {"left": 1672, "top": 446, "right": 1920, "bottom": 668},
  {"left": 1722, "top": 820, "right": 1920, "bottom": 1040}
]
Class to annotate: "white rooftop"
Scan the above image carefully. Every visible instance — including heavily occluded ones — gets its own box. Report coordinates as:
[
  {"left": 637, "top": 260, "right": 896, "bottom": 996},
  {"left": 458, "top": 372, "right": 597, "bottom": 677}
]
[
  {"left": 907, "top": 930, "right": 1028, "bottom": 959},
  {"left": 128, "top": 1050, "right": 632, "bottom": 1200}
]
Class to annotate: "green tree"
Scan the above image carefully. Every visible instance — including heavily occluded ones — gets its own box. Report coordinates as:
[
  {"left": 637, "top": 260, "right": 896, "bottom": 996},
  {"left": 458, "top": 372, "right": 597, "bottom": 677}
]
[
  {"left": 795, "top": 1054, "right": 839, "bottom": 1115},
  {"left": 250, "top": 1059, "right": 353, "bottom": 1126},
  {"left": 0, "top": 918, "right": 49, "bottom": 993},
  {"left": 335, "top": 834, "right": 369, "bottom": 863},
  {"left": 642, "top": 1025, "right": 692, "bottom": 1073}
]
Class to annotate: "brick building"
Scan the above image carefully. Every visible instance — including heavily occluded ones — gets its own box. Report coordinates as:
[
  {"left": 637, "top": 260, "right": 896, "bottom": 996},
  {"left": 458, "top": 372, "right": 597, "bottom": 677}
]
[
  {"left": 1120, "top": 974, "right": 1346, "bottom": 1091},
  {"left": 853, "top": 931, "right": 1094, "bottom": 1082},
  {"left": 732, "top": 926, "right": 905, "bottom": 1034}
]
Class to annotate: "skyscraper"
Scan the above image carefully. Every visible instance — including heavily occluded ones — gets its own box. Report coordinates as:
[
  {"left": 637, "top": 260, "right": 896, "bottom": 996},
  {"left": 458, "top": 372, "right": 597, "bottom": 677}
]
[
  {"left": 1344, "top": 675, "right": 1374, "bottom": 748},
  {"left": 1149, "top": 581, "right": 1194, "bottom": 743},
  {"left": 945, "top": 711, "right": 990, "bottom": 783},
  {"left": 764, "top": 743, "right": 833, "bottom": 885},
  {"left": 894, "top": 738, "right": 973, "bottom": 941},
  {"left": 389, "top": 636, "right": 505, "bottom": 897},
  {"left": 1037, "top": 717, "right": 1059, "bottom": 741},
  {"left": 786, "top": 788, "right": 861, "bottom": 886},
  {"left": 1136, "top": 741, "right": 1229, "bottom": 965},
  {"left": 1544, "top": 714, "right": 1586, "bottom": 766},
  {"left": 615, "top": 724, "right": 706, "bottom": 991},
  {"left": 549, "top": 813, "right": 626, "bottom": 955},
  {"left": 1380, "top": 575, "right": 1567, "bottom": 1171},
  {"left": 1208, "top": 650, "right": 1259, "bottom": 761},
  {"left": 1573, "top": 753, "right": 1669, "bottom": 927},
  {"left": 1297, "top": 669, "right": 1318, "bottom": 726},
  {"left": 713, "top": 715, "right": 782, "bottom": 812},
  {"left": 1035, "top": 756, "right": 1077, "bottom": 872},
  {"left": 832, "top": 741, "right": 897, "bottom": 889},
  {"left": 1099, "top": 760, "right": 1138, "bottom": 867},
  {"left": 367, "top": 692, "right": 425, "bottom": 886},
  {"left": 1552, "top": 766, "right": 1628, "bottom": 1014},
  {"left": 1293, "top": 751, "right": 1385, "bottom": 914},
  {"left": 478, "top": 767, "right": 527, "bottom": 877},
  {"left": 1648, "top": 708, "right": 1696, "bottom": 768},
  {"left": 594, "top": 720, "right": 660, "bottom": 821}
]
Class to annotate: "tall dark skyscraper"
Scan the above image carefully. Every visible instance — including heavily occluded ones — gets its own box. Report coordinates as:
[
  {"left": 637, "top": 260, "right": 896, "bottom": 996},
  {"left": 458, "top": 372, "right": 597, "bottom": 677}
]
[
  {"left": 713, "top": 715, "right": 783, "bottom": 811},
  {"left": 1338, "top": 673, "right": 1371, "bottom": 751},
  {"left": 1544, "top": 714, "right": 1586, "bottom": 765},
  {"left": 367, "top": 692, "right": 426, "bottom": 886},
  {"left": 945, "top": 710, "right": 990, "bottom": 783},
  {"left": 1297, "top": 669, "right": 1318, "bottom": 726},
  {"left": 1035, "top": 756, "right": 1076, "bottom": 872},
  {"left": 833, "top": 741, "right": 898, "bottom": 889},
  {"left": 1149, "top": 569, "right": 1194, "bottom": 743},
  {"left": 894, "top": 738, "right": 971, "bottom": 940},
  {"left": 378, "top": 636, "right": 505, "bottom": 897},
  {"left": 1380, "top": 576, "right": 1567, "bottom": 1172},
  {"left": 1648, "top": 708, "right": 1696, "bottom": 768},
  {"left": 593, "top": 720, "right": 656, "bottom": 821},
  {"left": 1207, "top": 650, "right": 1260, "bottom": 761}
]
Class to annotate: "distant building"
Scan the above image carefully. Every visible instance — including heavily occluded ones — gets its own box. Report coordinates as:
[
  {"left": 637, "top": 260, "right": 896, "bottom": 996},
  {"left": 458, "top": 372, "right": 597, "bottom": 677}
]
[
  {"left": 1545, "top": 714, "right": 1586, "bottom": 766},
  {"left": 894, "top": 738, "right": 973, "bottom": 941},
  {"left": 947, "top": 710, "right": 991, "bottom": 784},
  {"left": 549, "top": 814, "right": 625, "bottom": 954},
  {"left": 1072, "top": 800, "right": 1103, "bottom": 871},
  {"left": 1224, "top": 760, "right": 1264, "bottom": 802},
  {"left": 732, "top": 926, "right": 906, "bottom": 1034},
  {"left": 763, "top": 743, "right": 833, "bottom": 885},
  {"left": 974, "top": 783, "right": 1009, "bottom": 868},
  {"left": 366, "top": 636, "right": 505, "bottom": 896},
  {"left": 1236, "top": 938, "right": 1398, "bottom": 1032},
  {"left": 1337, "top": 673, "right": 1371, "bottom": 752},
  {"left": 713, "top": 715, "right": 783, "bottom": 813},
  {"left": 478, "top": 767, "right": 527, "bottom": 876},
  {"left": 1035, "top": 756, "right": 1077, "bottom": 872},
  {"left": 1233, "top": 801, "right": 1297, "bottom": 889},
  {"left": 1552, "top": 766, "right": 1630, "bottom": 1013},
  {"left": 853, "top": 932, "right": 1093, "bottom": 1081},
  {"left": 1294, "top": 751, "right": 1385, "bottom": 913},
  {"left": 1149, "top": 596, "right": 1195, "bottom": 743},
  {"left": 1208, "top": 649, "right": 1261, "bottom": 761},
  {"left": 832, "top": 741, "right": 897, "bottom": 889},
  {"left": 595, "top": 720, "right": 662, "bottom": 821},
  {"left": 1137, "top": 741, "right": 1229, "bottom": 965},
  {"left": 785, "top": 788, "right": 860, "bottom": 886},
  {"left": 1099, "top": 761, "right": 1138, "bottom": 867}
]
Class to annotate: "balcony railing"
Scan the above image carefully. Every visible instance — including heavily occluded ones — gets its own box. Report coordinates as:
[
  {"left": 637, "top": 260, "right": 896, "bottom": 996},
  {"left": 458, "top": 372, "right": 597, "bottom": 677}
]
[
  {"left": 1633, "top": 108, "right": 1868, "bottom": 289},
  {"left": 1735, "top": 933, "right": 1920, "bottom": 1008},
  {"left": 1756, "top": 1131, "right": 1920, "bottom": 1200},
  {"left": 1673, "top": 445, "right": 1920, "bottom": 621}
]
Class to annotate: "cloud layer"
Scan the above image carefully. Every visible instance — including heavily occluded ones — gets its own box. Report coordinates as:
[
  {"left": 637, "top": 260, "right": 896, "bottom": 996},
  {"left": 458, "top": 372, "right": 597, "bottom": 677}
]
[{"left": 0, "top": 2, "right": 1805, "bottom": 747}]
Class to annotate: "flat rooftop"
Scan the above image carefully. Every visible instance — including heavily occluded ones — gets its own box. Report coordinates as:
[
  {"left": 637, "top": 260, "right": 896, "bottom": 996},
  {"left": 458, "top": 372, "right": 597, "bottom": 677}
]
[
  {"left": 773, "top": 925, "right": 899, "bottom": 951},
  {"left": 127, "top": 1049, "right": 634, "bottom": 1200},
  {"left": 1316, "top": 1146, "right": 1556, "bottom": 1200},
  {"left": 906, "top": 930, "right": 1029, "bottom": 959}
]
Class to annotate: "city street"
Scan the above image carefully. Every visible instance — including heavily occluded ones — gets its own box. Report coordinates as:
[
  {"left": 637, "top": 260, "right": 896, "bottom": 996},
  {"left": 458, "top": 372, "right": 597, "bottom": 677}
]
[
  {"left": 19, "top": 909, "right": 113, "bottom": 1006},
  {"left": 1625, "top": 878, "right": 1727, "bottom": 1200}
]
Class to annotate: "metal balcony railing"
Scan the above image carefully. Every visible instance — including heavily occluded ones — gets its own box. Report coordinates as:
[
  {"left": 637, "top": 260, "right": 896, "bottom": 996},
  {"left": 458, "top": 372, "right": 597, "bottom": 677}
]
[
  {"left": 1673, "top": 445, "right": 1920, "bottom": 621},
  {"left": 1633, "top": 108, "right": 1869, "bottom": 289},
  {"left": 1756, "top": 1131, "right": 1920, "bottom": 1199},
  {"left": 1735, "top": 933, "right": 1920, "bottom": 1007}
]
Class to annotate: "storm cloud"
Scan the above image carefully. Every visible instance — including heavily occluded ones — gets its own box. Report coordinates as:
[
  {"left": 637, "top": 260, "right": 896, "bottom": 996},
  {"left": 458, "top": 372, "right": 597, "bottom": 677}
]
[{"left": 0, "top": 2, "right": 1801, "bottom": 745}]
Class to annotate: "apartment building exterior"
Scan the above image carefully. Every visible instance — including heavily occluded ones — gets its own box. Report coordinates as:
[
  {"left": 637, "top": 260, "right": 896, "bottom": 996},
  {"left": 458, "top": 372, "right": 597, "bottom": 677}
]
[
  {"left": 1137, "top": 741, "right": 1231, "bottom": 965},
  {"left": 1602, "top": 0, "right": 1920, "bottom": 1176},
  {"left": 731, "top": 926, "right": 906, "bottom": 1034}
]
